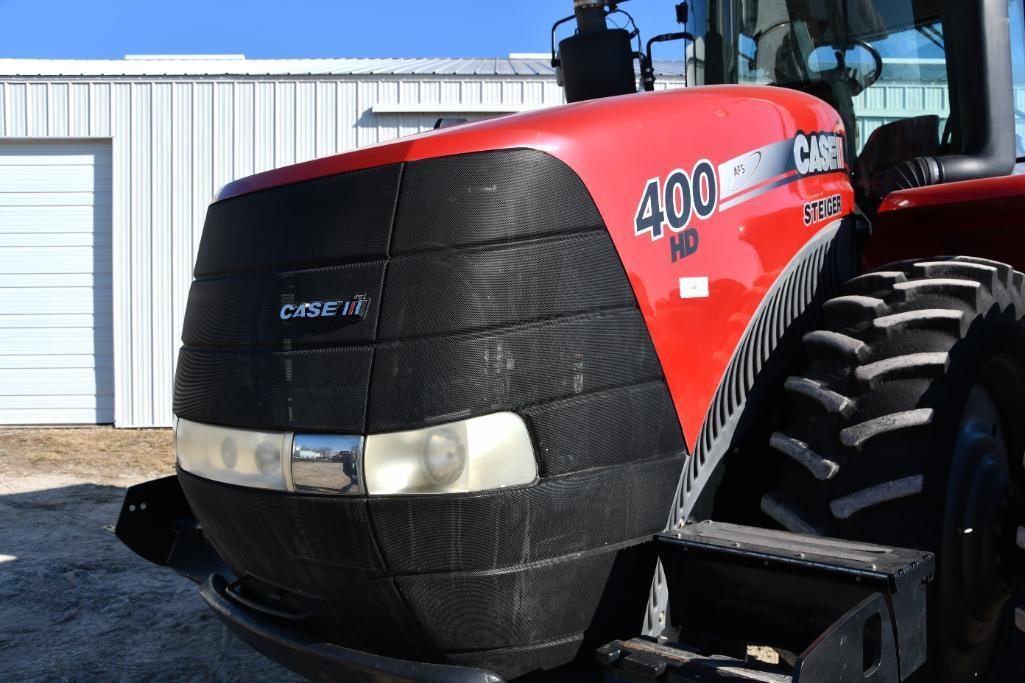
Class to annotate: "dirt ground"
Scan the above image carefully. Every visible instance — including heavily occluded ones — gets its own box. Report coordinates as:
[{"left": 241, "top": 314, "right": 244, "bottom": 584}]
[{"left": 0, "top": 427, "right": 301, "bottom": 682}]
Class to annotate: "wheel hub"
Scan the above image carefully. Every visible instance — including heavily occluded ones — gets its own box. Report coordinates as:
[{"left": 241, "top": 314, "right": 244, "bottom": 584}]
[
  {"left": 942, "top": 380, "right": 1025, "bottom": 679},
  {"left": 948, "top": 425, "right": 1021, "bottom": 641}
]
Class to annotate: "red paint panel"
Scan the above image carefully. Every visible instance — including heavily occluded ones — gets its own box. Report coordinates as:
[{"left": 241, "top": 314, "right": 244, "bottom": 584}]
[
  {"left": 868, "top": 173, "right": 1025, "bottom": 273},
  {"left": 219, "top": 86, "right": 852, "bottom": 450},
  {"left": 878, "top": 173, "right": 1025, "bottom": 213}
]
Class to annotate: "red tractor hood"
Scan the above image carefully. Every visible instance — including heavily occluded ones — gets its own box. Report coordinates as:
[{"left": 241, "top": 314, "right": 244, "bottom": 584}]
[{"left": 216, "top": 85, "right": 853, "bottom": 453}]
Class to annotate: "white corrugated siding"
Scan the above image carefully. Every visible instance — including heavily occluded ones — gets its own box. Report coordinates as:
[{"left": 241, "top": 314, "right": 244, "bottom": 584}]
[
  {"left": 0, "top": 140, "right": 114, "bottom": 424},
  {"left": 852, "top": 83, "right": 1025, "bottom": 151},
  {"left": 853, "top": 83, "right": 952, "bottom": 149},
  {"left": 0, "top": 73, "right": 683, "bottom": 427}
]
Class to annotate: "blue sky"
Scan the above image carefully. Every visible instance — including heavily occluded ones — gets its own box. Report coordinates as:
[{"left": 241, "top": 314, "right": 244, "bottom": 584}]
[{"left": 0, "top": 0, "right": 680, "bottom": 60}]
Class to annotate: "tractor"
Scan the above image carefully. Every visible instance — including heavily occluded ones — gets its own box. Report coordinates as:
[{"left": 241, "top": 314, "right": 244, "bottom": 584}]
[{"left": 116, "top": 0, "right": 1025, "bottom": 680}]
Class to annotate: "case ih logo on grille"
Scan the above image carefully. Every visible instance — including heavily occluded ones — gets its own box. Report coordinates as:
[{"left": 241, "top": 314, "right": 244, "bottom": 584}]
[{"left": 279, "top": 295, "right": 369, "bottom": 321}]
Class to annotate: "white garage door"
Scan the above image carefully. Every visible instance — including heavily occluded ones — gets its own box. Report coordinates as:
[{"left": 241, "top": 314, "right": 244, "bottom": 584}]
[{"left": 0, "top": 141, "right": 114, "bottom": 424}]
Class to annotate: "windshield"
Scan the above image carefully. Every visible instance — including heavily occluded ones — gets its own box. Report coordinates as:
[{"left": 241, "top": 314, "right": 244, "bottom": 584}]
[{"left": 682, "top": 0, "right": 948, "bottom": 155}]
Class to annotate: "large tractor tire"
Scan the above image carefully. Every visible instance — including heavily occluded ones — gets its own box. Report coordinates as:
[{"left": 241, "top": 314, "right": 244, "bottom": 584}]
[{"left": 762, "top": 256, "right": 1025, "bottom": 682}]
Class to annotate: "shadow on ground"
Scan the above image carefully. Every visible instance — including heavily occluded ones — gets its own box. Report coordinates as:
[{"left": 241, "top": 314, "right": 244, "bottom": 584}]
[{"left": 0, "top": 481, "right": 301, "bottom": 682}]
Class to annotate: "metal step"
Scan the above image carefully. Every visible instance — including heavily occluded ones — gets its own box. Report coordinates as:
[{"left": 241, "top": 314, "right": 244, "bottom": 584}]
[
  {"left": 599, "top": 637, "right": 791, "bottom": 682},
  {"left": 599, "top": 521, "right": 935, "bottom": 683}
]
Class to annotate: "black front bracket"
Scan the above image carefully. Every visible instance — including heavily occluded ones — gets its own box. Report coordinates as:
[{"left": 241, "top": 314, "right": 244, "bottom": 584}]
[{"left": 115, "top": 475, "right": 230, "bottom": 584}]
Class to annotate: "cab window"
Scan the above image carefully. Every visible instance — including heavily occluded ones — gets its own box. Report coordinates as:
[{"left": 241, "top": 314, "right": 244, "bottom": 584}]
[{"left": 1010, "top": 0, "right": 1025, "bottom": 158}]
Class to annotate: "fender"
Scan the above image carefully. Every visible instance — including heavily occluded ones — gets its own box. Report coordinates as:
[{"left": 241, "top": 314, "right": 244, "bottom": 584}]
[{"left": 866, "top": 173, "right": 1025, "bottom": 272}]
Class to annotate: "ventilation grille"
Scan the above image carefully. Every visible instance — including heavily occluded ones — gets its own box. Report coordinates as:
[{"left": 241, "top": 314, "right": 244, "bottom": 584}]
[
  {"left": 194, "top": 164, "right": 401, "bottom": 278},
  {"left": 392, "top": 148, "right": 603, "bottom": 253}
]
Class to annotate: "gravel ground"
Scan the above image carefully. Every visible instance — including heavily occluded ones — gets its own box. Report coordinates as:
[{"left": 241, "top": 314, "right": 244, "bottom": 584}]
[{"left": 0, "top": 427, "right": 301, "bottom": 682}]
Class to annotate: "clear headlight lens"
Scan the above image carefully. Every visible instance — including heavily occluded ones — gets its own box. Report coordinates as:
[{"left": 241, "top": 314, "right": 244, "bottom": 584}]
[
  {"left": 174, "top": 412, "right": 537, "bottom": 496},
  {"left": 364, "top": 413, "right": 537, "bottom": 495},
  {"left": 175, "top": 418, "right": 290, "bottom": 491}
]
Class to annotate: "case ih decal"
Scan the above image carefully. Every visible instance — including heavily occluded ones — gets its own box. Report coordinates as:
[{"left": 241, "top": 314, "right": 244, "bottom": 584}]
[
  {"left": 635, "top": 131, "right": 847, "bottom": 263},
  {"left": 279, "top": 294, "right": 369, "bottom": 320}
]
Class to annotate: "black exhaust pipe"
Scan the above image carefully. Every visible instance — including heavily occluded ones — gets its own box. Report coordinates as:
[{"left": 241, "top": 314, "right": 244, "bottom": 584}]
[
  {"left": 893, "top": 0, "right": 1016, "bottom": 189},
  {"left": 936, "top": 0, "right": 1017, "bottom": 183},
  {"left": 573, "top": 0, "right": 608, "bottom": 33}
]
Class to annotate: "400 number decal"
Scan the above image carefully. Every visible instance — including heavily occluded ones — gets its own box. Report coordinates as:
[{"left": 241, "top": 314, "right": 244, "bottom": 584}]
[{"left": 634, "top": 160, "right": 718, "bottom": 241}]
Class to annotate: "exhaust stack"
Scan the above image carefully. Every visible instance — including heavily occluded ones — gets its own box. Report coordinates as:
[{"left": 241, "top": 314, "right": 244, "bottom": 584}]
[{"left": 553, "top": 0, "right": 638, "bottom": 103}]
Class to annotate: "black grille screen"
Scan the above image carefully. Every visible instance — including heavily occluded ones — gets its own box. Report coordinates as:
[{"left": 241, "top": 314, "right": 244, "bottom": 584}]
[
  {"left": 175, "top": 148, "right": 687, "bottom": 676},
  {"left": 525, "top": 381, "right": 685, "bottom": 476},
  {"left": 369, "top": 455, "right": 683, "bottom": 573},
  {"left": 183, "top": 261, "right": 385, "bottom": 349},
  {"left": 392, "top": 148, "right": 603, "bottom": 253},
  {"left": 380, "top": 231, "right": 635, "bottom": 339},
  {"left": 368, "top": 308, "right": 662, "bottom": 431},
  {"left": 194, "top": 163, "right": 401, "bottom": 278},
  {"left": 175, "top": 346, "right": 372, "bottom": 432}
]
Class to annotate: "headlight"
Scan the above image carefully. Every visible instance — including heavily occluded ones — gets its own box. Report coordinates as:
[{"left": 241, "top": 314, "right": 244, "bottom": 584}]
[
  {"left": 364, "top": 413, "right": 537, "bottom": 495},
  {"left": 175, "top": 419, "right": 290, "bottom": 491},
  {"left": 174, "top": 412, "right": 537, "bottom": 496}
]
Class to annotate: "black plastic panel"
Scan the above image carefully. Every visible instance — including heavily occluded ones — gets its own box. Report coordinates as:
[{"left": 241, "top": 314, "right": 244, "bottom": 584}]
[
  {"left": 368, "top": 308, "right": 663, "bottom": 432},
  {"left": 445, "top": 636, "right": 583, "bottom": 681},
  {"left": 525, "top": 381, "right": 685, "bottom": 477},
  {"left": 177, "top": 462, "right": 671, "bottom": 678},
  {"left": 179, "top": 469, "right": 382, "bottom": 574},
  {"left": 183, "top": 261, "right": 385, "bottom": 349},
  {"left": 392, "top": 149, "right": 603, "bottom": 253},
  {"left": 194, "top": 164, "right": 401, "bottom": 278},
  {"left": 174, "top": 346, "right": 372, "bottom": 432},
  {"left": 380, "top": 231, "right": 634, "bottom": 340},
  {"left": 179, "top": 469, "right": 426, "bottom": 651},
  {"left": 369, "top": 454, "right": 683, "bottom": 573},
  {"left": 396, "top": 550, "right": 621, "bottom": 651}
]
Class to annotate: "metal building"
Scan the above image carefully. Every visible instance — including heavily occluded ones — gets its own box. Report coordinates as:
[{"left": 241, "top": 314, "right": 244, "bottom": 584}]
[{"left": 0, "top": 56, "right": 686, "bottom": 427}]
